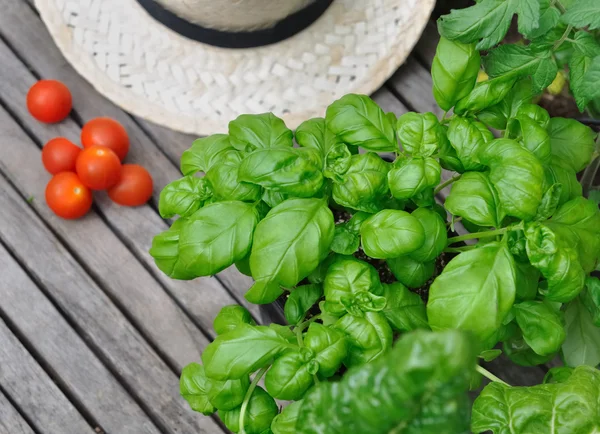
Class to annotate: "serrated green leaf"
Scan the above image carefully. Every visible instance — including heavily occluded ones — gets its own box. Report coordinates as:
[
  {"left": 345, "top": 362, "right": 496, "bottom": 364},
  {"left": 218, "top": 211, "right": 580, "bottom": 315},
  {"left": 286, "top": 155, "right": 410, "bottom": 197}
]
[
  {"left": 437, "top": 0, "right": 519, "bottom": 50},
  {"left": 527, "top": 0, "right": 560, "bottom": 39},
  {"left": 562, "top": 0, "right": 600, "bottom": 30},
  {"left": 484, "top": 44, "right": 558, "bottom": 93},
  {"left": 517, "top": 0, "right": 541, "bottom": 36}
]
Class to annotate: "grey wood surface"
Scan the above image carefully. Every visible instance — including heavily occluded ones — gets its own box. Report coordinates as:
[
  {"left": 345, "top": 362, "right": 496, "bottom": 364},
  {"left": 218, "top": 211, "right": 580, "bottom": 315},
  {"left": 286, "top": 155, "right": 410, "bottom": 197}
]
[
  {"left": 0, "top": 240, "right": 162, "bottom": 433},
  {"left": 0, "top": 0, "right": 553, "bottom": 430},
  {"left": 0, "top": 168, "right": 221, "bottom": 433},
  {"left": 0, "top": 0, "right": 267, "bottom": 322},
  {"left": 0, "top": 391, "right": 36, "bottom": 434},
  {"left": 0, "top": 318, "right": 93, "bottom": 433}
]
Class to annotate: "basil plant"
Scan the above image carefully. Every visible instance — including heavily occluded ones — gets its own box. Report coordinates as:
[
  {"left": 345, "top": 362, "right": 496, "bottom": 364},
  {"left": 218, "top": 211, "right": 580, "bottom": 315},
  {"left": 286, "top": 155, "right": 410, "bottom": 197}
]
[{"left": 152, "top": 19, "right": 600, "bottom": 434}]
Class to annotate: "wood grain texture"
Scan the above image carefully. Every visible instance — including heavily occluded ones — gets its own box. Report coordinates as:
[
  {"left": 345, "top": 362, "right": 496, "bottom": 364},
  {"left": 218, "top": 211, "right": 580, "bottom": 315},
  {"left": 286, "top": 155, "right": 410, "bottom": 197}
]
[
  {"left": 0, "top": 45, "right": 213, "bottom": 367},
  {"left": 0, "top": 319, "right": 93, "bottom": 434},
  {"left": 0, "top": 33, "right": 247, "bottom": 338},
  {"left": 0, "top": 176, "right": 221, "bottom": 434},
  {"left": 0, "top": 392, "right": 36, "bottom": 434},
  {"left": 0, "top": 243, "right": 162, "bottom": 434}
]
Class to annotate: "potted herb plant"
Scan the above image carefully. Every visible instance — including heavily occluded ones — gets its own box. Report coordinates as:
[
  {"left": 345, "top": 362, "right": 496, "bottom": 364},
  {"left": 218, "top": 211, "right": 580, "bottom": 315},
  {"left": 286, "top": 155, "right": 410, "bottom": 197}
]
[{"left": 151, "top": 1, "right": 600, "bottom": 431}]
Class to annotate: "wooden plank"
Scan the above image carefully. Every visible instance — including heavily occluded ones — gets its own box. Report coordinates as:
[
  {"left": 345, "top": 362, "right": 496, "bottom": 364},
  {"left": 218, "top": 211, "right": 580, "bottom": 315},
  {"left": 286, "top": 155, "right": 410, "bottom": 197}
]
[
  {"left": 0, "top": 177, "right": 221, "bottom": 433},
  {"left": 0, "top": 243, "right": 163, "bottom": 434},
  {"left": 387, "top": 57, "right": 443, "bottom": 117},
  {"left": 0, "top": 318, "right": 93, "bottom": 434},
  {"left": 0, "top": 391, "right": 36, "bottom": 434},
  {"left": 0, "top": 34, "right": 254, "bottom": 335},
  {"left": 0, "top": 47, "right": 214, "bottom": 370},
  {"left": 0, "top": 0, "right": 264, "bottom": 321}
]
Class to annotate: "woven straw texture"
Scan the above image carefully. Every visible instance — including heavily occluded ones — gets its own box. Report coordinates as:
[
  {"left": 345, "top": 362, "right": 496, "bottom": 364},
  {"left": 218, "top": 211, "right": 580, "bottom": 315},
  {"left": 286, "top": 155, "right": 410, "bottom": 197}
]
[{"left": 35, "top": 0, "right": 435, "bottom": 135}]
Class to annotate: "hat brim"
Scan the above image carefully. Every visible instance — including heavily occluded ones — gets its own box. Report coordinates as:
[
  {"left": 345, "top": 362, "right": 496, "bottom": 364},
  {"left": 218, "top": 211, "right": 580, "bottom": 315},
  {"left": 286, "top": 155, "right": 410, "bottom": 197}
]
[{"left": 36, "top": 0, "right": 435, "bottom": 135}]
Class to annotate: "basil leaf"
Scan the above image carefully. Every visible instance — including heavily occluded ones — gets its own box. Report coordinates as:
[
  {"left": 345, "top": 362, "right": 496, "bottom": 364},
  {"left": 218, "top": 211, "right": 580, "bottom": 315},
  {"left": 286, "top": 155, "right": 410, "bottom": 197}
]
[
  {"left": 214, "top": 305, "right": 255, "bottom": 335},
  {"left": 525, "top": 222, "right": 586, "bottom": 302},
  {"left": 428, "top": 242, "right": 517, "bottom": 346},
  {"left": 387, "top": 157, "right": 441, "bottom": 200},
  {"left": 563, "top": 296, "right": 600, "bottom": 367},
  {"left": 271, "top": 401, "right": 301, "bottom": 434},
  {"left": 180, "top": 134, "right": 233, "bottom": 175},
  {"left": 513, "top": 300, "right": 566, "bottom": 356},
  {"left": 445, "top": 171, "right": 505, "bottom": 228},
  {"left": 479, "top": 349, "right": 502, "bottom": 362},
  {"left": 479, "top": 139, "right": 544, "bottom": 221},
  {"left": 298, "top": 330, "right": 476, "bottom": 434},
  {"left": 546, "top": 197, "right": 600, "bottom": 273},
  {"left": 447, "top": 116, "right": 492, "bottom": 171},
  {"left": 503, "top": 332, "right": 557, "bottom": 367},
  {"left": 533, "top": 182, "right": 562, "bottom": 221},
  {"left": 408, "top": 208, "right": 447, "bottom": 263},
  {"left": 376, "top": 282, "right": 428, "bottom": 332},
  {"left": 515, "top": 103, "right": 551, "bottom": 128},
  {"left": 477, "top": 78, "right": 536, "bottom": 130},
  {"left": 484, "top": 44, "right": 557, "bottom": 93},
  {"left": 159, "top": 176, "right": 213, "bottom": 219},
  {"left": 326, "top": 94, "right": 397, "bottom": 152},
  {"left": 472, "top": 366, "right": 600, "bottom": 433},
  {"left": 360, "top": 209, "right": 426, "bottom": 259},
  {"left": 332, "top": 153, "right": 390, "bottom": 213},
  {"left": 386, "top": 256, "right": 435, "bottom": 289},
  {"left": 513, "top": 116, "right": 552, "bottom": 163},
  {"left": 179, "top": 201, "right": 259, "bottom": 276},
  {"left": 180, "top": 363, "right": 216, "bottom": 415},
  {"left": 284, "top": 284, "right": 323, "bottom": 325},
  {"left": 228, "top": 113, "right": 293, "bottom": 152},
  {"left": 235, "top": 254, "right": 253, "bottom": 277},
  {"left": 219, "top": 386, "right": 278, "bottom": 434},
  {"left": 330, "top": 224, "right": 360, "bottom": 256},
  {"left": 582, "top": 276, "right": 600, "bottom": 326},
  {"left": 238, "top": 148, "right": 324, "bottom": 197},
  {"left": 295, "top": 117, "right": 342, "bottom": 164},
  {"left": 304, "top": 323, "right": 348, "bottom": 378},
  {"left": 455, "top": 77, "right": 517, "bottom": 115},
  {"left": 562, "top": 0, "right": 600, "bottom": 30},
  {"left": 248, "top": 198, "right": 334, "bottom": 304},
  {"left": 334, "top": 312, "right": 392, "bottom": 368},
  {"left": 547, "top": 117, "right": 596, "bottom": 172},
  {"left": 265, "top": 349, "right": 316, "bottom": 400},
  {"left": 515, "top": 261, "right": 541, "bottom": 301},
  {"left": 323, "top": 257, "right": 381, "bottom": 306},
  {"left": 323, "top": 143, "right": 352, "bottom": 182},
  {"left": 543, "top": 157, "right": 582, "bottom": 208},
  {"left": 207, "top": 375, "right": 250, "bottom": 411},
  {"left": 150, "top": 218, "right": 198, "bottom": 280},
  {"left": 396, "top": 112, "right": 441, "bottom": 157},
  {"left": 205, "top": 150, "right": 262, "bottom": 201},
  {"left": 438, "top": 125, "right": 466, "bottom": 172},
  {"left": 543, "top": 366, "right": 574, "bottom": 384},
  {"left": 202, "top": 324, "right": 293, "bottom": 380},
  {"left": 431, "top": 38, "right": 480, "bottom": 111}
]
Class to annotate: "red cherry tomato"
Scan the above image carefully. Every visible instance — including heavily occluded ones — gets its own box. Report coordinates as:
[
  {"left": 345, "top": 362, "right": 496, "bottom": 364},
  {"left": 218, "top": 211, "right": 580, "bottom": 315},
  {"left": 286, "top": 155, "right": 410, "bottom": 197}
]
[
  {"left": 81, "top": 117, "right": 130, "bottom": 161},
  {"left": 76, "top": 146, "right": 122, "bottom": 190},
  {"left": 108, "top": 164, "right": 153, "bottom": 206},
  {"left": 41, "top": 137, "right": 82, "bottom": 175},
  {"left": 27, "top": 80, "right": 72, "bottom": 123},
  {"left": 45, "top": 172, "right": 93, "bottom": 219}
]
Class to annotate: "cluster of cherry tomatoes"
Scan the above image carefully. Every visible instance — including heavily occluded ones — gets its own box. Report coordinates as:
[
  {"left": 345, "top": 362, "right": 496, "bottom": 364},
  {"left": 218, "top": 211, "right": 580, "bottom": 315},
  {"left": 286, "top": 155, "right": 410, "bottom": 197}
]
[{"left": 27, "top": 80, "right": 154, "bottom": 219}]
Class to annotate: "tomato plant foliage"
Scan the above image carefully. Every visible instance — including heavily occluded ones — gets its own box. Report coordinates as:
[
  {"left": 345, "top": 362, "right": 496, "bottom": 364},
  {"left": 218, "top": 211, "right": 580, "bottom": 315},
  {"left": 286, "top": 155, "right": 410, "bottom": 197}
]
[{"left": 153, "top": 2, "right": 600, "bottom": 431}]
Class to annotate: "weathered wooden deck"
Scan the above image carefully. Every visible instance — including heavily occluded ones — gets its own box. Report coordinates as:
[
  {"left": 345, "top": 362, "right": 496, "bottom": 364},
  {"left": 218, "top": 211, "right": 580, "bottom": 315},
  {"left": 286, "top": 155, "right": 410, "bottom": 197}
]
[{"left": 0, "top": 2, "right": 550, "bottom": 433}]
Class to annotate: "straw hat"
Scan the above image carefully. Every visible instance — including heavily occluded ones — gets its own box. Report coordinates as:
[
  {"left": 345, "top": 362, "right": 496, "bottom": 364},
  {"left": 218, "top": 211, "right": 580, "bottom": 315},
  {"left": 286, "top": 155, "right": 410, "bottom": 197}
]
[{"left": 36, "top": 0, "right": 435, "bottom": 135}]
